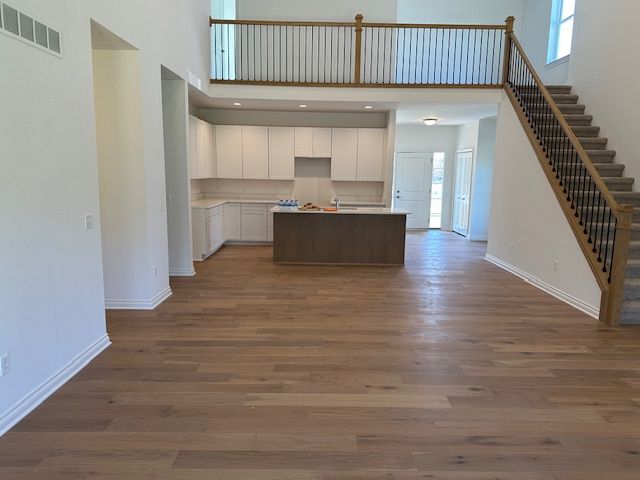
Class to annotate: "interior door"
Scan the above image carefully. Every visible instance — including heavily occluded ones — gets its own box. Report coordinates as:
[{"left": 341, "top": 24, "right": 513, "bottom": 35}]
[
  {"left": 394, "top": 153, "right": 433, "bottom": 230},
  {"left": 452, "top": 149, "right": 473, "bottom": 237}
]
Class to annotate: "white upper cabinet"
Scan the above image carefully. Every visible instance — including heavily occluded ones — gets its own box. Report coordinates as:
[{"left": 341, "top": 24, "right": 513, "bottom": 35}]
[
  {"left": 188, "top": 116, "right": 198, "bottom": 179},
  {"left": 357, "top": 128, "right": 385, "bottom": 181},
  {"left": 268, "top": 127, "right": 295, "bottom": 180},
  {"left": 330, "top": 128, "right": 358, "bottom": 181},
  {"left": 294, "top": 127, "right": 332, "bottom": 158},
  {"left": 242, "top": 126, "right": 269, "bottom": 179},
  {"left": 207, "top": 123, "right": 216, "bottom": 178},
  {"left": 312, "top": 128, "right": 332, "bottom": 157},
  {"left": 189, "top": 116, "right": 216, "bottom": 179},
  {"left": 216, "top": 125, "right": 243, "bottom": 179},
  {"left": 294, "top": 127, "right": 313, "bottom": 157}
]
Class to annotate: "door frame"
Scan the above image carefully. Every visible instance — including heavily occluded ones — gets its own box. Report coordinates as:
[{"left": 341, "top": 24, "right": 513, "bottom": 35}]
[
  {"left": 452, "top": 148, "right": 474, "bottom": 237},
  {"left": 393, "top": 151, "right": 434, "bottom": 230}
]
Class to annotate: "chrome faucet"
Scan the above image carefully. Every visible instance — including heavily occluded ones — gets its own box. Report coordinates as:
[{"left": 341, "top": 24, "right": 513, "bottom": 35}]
[{"left": 334, "top": 196, "right": 342, "bottom": 210}]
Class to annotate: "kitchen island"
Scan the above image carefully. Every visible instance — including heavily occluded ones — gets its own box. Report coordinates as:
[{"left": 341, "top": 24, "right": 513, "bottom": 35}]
[{"left": 272, "top": 206, "right": 408, "bottom": 265}]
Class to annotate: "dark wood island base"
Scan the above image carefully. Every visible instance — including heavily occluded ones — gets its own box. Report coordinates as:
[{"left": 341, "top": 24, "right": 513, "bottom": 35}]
[{"left": 273, "top": 209, "right": 407, "bottom": 265}]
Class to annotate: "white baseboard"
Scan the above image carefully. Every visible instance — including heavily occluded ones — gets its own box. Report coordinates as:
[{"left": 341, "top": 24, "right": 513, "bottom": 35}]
[
  {"left": 105, "top": 286, "right": 172, "bottom": 310},
  {"left": 485, "top": 254, "right": 599, "bottom": 319},
  {"left": 169, "top": 267, "right": 196, "bottom": 277},
  {"left": 0, "top": 334, "right": 111, "bottom": 437}
]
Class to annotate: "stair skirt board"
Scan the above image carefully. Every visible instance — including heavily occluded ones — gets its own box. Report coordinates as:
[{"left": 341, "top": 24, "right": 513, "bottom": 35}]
[
  {"left": 485, "top": 254, "right": 599, "bottom": 319},
  {"left": 0, "top": 334, "right": 112, "bottom": 437},
  {"left": 105, "top": 286, "right": 172, "bottom": 310},
  {"left": 169, "top": 267, "right": 196, "bottom": 277}
]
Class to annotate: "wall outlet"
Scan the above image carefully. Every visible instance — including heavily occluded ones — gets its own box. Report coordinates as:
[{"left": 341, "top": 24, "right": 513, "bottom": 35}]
[
  {"left": 84, "top": 214, "right": 94, "bottom": 231},
  {"left": 160, "top": 200, "right": 165, "bottom": 213},
  {"left": 554, "top": 259, "right": 559, "bottom": 271},
  {"left": 509, "top": 242, "right": 515, "bottom": 252},
  {"left": 0, "top": 354, "right": 9, "bottom": 377},
  {"left": 153, "top": 265, "right": 158, "bottom": 278}
]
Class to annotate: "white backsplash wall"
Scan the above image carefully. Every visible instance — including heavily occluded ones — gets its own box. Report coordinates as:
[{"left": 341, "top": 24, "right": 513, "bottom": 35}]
[
  {"left": 197, "top": 179, "right": 294, "bottom": 200},
  {"left": 191, "top": 165, "right": 384, "bottom": 205},
  {"left": 333, "top": 181, "right": 385, "bottom": 204}
]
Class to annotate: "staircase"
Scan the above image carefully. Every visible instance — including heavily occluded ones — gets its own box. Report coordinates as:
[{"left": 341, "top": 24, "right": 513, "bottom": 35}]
[{"left": 538, "top": 85, "right": 640, "bottom": 325}]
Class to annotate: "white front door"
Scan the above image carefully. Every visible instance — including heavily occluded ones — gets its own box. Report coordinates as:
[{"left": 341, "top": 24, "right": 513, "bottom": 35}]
[
  {"left": 452, "top": 149, "right": 473, "bottom": 237},
  {"left": 394, "top": 153, "right": 433, "bottom": 230}
]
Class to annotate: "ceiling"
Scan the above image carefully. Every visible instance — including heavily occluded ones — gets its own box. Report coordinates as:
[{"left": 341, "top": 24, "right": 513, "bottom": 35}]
[
  {"left": 395, "top": 103, "right": 498, "bottom": 126},
  {"left": 189, "top": 85, "right": 498, "bottom": 126}
]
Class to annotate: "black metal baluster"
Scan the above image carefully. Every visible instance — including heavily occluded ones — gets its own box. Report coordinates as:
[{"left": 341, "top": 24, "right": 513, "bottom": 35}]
[
  {"left": 603, "top": 209, "right": 613, "bottom": 272},
  {"left": 592, "top": 192, "right": 603, "bottom": 254}
]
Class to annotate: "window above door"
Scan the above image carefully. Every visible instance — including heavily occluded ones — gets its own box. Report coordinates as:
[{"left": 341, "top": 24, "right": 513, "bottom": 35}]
[{"left": 547, "top": 0, "right": 575, "bottom": 64}]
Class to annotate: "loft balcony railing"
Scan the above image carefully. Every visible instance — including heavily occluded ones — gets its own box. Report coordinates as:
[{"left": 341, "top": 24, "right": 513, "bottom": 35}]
[{"left": 210, "top": 14, "right": 511, "bottom": 87}]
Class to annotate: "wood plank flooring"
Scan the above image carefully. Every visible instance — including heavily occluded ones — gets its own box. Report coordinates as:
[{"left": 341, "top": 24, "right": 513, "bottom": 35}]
[{"left": 2, "top": 231, "right": 640, "bottom": 479}]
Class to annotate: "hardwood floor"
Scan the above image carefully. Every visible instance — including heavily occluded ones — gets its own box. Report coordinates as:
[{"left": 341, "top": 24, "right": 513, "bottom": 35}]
[{"left": 2, "top": 231, "right": 640, "bottom": 479}]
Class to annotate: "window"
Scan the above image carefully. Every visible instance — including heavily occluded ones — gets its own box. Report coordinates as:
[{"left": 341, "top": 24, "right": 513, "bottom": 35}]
[{"left": 548, "top": 0, "right": 575, "bottom": 63}]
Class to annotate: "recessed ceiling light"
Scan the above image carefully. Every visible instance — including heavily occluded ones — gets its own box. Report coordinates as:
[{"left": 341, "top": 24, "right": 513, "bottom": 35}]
[
  {"left": 422, "top": 117, "right": 439, "bottom": 126},
  {"left": 299, "top": 104, "right": 308, "bottom": 108},
  {"left": 364, "top": 105, "right": 373, "bottom": 109},
  {"left": 233, "top": 102, "right": 242, "bottom": 106}
]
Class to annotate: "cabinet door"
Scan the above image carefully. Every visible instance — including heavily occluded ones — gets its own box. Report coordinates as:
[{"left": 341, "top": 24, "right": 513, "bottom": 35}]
[
  {"left": 331, "top": 128, "right": 358, "bottom": 181},
  {"left": 214, "top": 209, "right": 224, "bottom": 249},
  {"left": 188, "top": 116, "right": 199, "bottom": 179},
  {"left": 269, "top": 127, "right": 295, "bottom": 180},
  {"left": 206, "top": 213, "right": 217, "bottom": 253},
  {"left": 242, "top": 126, "right": 269, "bottom": 179},
  {"left": 191, "top": 208, "right": 207, "bottom": 260},
  {"left": 241, "top": 204, "right": 268, "bottom": 241},
  {"left": 208, "top": 124, "right": 217, "bottom": 178},
  {"left": 313, "top": 128, "right": 332, "bottom": 157},
  {"left": 216, "top": 125, "right": 243, "bottom": 178},
  {"left": 196, "top": 119, "right": 211, "bottom": 178},
  {"left": 294, "top": 127, "right": 313, "bottom": 157},
  {"left": 223, "top": 203, "right": 242, "bottom": 241},
  {"left": 357, "top": 128, "right": 385, "bottom": 181},
  {"left": 267, "top": 204, "right": 276, "bottom": 241}
]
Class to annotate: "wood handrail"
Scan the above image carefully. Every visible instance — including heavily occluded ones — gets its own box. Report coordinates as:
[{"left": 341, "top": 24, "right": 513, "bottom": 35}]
[
  {"left": 361, "top": 22, "right": 506, "bottom": 30},
  {"left": 209, "top": 18, "right": 354, "bottom": 27},
  {"left": 210, "top": 16, "right": 507, "bottom": 30},
  {"left": 508, "top": 33, "right": 627, "bottom": 221}
]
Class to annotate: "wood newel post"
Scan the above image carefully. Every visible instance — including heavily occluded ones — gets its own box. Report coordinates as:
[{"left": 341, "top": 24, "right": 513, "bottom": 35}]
[
  {"left": 605, "top": 205, "right": 634, "bottom": 325},
  {"left": 502, "top": 16, "right": 515, "bottom": 86},
  {"left": 354, "top": 14, "right": 364, "bottom": 84}
]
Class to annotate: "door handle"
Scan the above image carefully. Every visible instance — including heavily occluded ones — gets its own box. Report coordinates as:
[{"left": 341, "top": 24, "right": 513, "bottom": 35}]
[{"left": 396, "top": 195, "right": 400, "bottom": 199}]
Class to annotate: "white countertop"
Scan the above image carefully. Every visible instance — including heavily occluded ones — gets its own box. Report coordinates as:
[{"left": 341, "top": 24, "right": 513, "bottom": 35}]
[
  {"left": 191, "top": 198, "right": 280, "bottom": 209},
  {"left": 271, "top": 206, "right": 409, "bottom": 215}
]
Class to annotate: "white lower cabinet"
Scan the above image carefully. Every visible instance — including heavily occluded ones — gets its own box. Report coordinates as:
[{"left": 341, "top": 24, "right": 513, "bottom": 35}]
[
  {"left": 223, "top": 203, "right": 242, "bottom": 241},
  {"left": 267, "top": 203, "right": 276, "bottom": 241},
  {"left": 241, "top": 204, "right": 268, "bottom": 241},
  {"left": 192, "top": 205, "right": 224, "bottom": 261}
]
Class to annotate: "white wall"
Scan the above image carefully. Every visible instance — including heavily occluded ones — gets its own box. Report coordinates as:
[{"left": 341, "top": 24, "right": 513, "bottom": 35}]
[
  {"left": 397, "top": 0, "right": 523, "bottom": 25},
  {"left": 519, "top": 0, "right": 570, "bottom": 85},
  {"left": 468, "top": 117, "right": 497, "bottom": 241},
  {"left": 237, "top": 0, "right": 397, "bottom": 22},
  {"left": 565, "top": 0, "right": 640, "bottom": 190},
  {"left": 93, "top": 47, "right": 154, "bottom": 304},
  {"left": 162, "top": 75, "right": 195, "bottom": 277},
  {"left": 0, "top": 0, "right": 210, "bottom": 435},
  {"left": 487, "top": 97, "right": 601, "bottom": 316},
  {"left": 395, "top": 124, "right": 458, "bottom": 230}
]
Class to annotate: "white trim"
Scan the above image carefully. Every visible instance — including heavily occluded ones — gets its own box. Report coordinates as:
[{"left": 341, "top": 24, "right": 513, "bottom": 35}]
[
  {"left": 485, "top": 254, "right": 599, "bottom": 319},
  {"left": 0, "top": 334, "right": 111, "bottom": 437},
  {"left": 169, "top": 267, "right": 196, "bottom": 277},
  {"left": 545, "top": 55, "right": 570, "bottom": 70},
  {"left": 105, "top": 286, "right": 172, "bottom": 310}
]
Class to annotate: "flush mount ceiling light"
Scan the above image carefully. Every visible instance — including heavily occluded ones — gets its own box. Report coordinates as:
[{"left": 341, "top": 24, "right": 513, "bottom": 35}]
[
  {"left": 299, "top": 104, "right": 308, "bottom": 108},
  {"left": 233, "top": 102, "right": 242, "bottom": 106},
  {"left": 364, "top": 105, "right": 373, "bottom": 109},
  {"left": 422, "top": 117, "right": 439, "bottom": 126}
]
